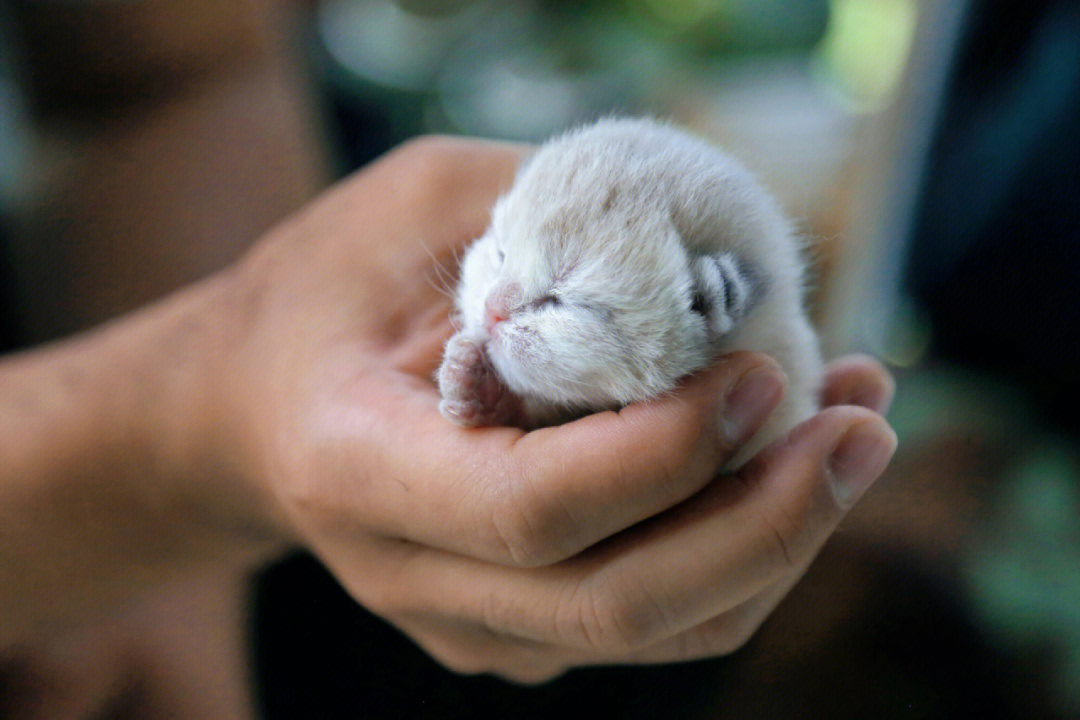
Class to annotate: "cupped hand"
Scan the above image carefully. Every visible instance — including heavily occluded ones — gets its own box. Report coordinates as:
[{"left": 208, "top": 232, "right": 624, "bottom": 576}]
[{"left": 209, "top": 137, "right": 896, "bottom": 683}]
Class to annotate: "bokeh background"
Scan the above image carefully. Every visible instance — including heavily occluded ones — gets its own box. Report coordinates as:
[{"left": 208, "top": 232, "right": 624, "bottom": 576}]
[{"left": 1, "top": 1, "right": 1078, "bottom": 718}]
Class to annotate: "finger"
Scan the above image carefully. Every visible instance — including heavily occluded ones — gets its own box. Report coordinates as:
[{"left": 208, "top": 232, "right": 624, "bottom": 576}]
[
  {"left": 564, "top": 407, "right": 894, "bottom": 653},
  {"left": 509, "top": 562, "right": 808, "bottom": 667},
  {"left": 388, "top": 406, "right": 895, "bottom": 655},
  {"left": 307, "top": 533, "right": 574, "bottom": 683},
  {"left": 372, "top": 561, "right": 804, "bottom": 678},
  {"left": 418, "top": 559, "right": 810, "bottom": 671},
  {"left": 379, "top": 565, "right": 808, "bottom": 680},
  {"left": 347, "top": 351, "right": 787, "bottom": 567},
  {"left": 619, "top": 563, "right": 807, "bottom": 663},
  {"left": 820, "top": 354, "right": 895, "bottom": 414},
  {"left": 391, "top": 613, "right": 570, "bottom": 685}
]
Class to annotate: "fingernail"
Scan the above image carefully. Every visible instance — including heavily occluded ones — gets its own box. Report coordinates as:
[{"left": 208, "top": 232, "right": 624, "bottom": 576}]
[
  {"left": 721, "top": 366, "right": 786, "bottom": 444},
  {"left": 852, "top": 380, "right": 895, "bottom": 415},
  {"left": 829, "top": 422, "right": 898, "bottom": 508},
  {"left": 851, "top": 386, "right": 887, "bottom": 414}
]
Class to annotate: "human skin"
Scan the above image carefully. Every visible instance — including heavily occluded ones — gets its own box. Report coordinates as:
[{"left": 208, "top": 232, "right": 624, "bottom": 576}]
[{"left": 0, "top": 138, "right": 896, "bottom": 703}]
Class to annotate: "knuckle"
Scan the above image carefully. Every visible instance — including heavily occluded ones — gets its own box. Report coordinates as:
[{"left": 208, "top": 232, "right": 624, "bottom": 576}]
[
  {"left": 477, "top": 586, "right": 529, "bottom": 639},
  {"left": 356, "top": 572, "right": 412, "bottom": 618},
  {"left": 758, "top": 498, "right": 808, "bottom": 571},
  {"left": 709, "top": 614, "right": 767, "bottom": 656},
  {"left": 276, "top": 460, "right": 326, "bottom": 519},
  {"left": 413, "top": 631, "right": 494, "bottom": 678},
  {"left": 652, "top": 426, "right": 696, "bottom": 480},
  {"left": 565, "top": 577, "right": 672, "bottom": 654},
  {"left": 270, "top": 434, "right": 342, "bottom": 525},
  {"left": 359, "top": 587, "right": 392, "bottom": 617},
  {"left": 487, "top": 489, "right": 544, "bottom": 567},
  {"left": 677, "top": 416, "right": 719, "bottom": 485},
  {"left": 486, "top": 463, "right": 575, "bottom": 567},
  {"left": 727, "top": 617, "right": 767, "bottom": 653},
  {"left": 659, "top": 609, "right": 769, "bottom": 661},
  {"left": 735, "top": 461, "right": 818, "bottom": 573},
  {"left": 488, "top": 496, "right": 555, "bottom": 567},
  {"left": 497, "top": 664, "right": 568, "bottom": 686},
  {"left": 417, "top": 627, "right": 564, "bottom": 684},
  {"left": 434, "top": 649, "right": 491, "bottom": 678}
]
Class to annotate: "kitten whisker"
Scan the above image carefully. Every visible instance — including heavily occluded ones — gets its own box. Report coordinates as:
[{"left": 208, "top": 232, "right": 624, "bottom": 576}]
[{"left": 419, "top": 240, "right": 459, "bottom": 302}]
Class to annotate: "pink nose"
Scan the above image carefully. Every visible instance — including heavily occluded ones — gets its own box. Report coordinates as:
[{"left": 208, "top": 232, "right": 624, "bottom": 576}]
[{"left": 485, "top": 299, "right": 509, "bottom": 335}]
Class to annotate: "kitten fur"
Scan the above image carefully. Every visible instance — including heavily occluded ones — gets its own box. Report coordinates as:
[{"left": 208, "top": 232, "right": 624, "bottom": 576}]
[{"left": 438, "top": 118, "right": 822, "bottom": 467}]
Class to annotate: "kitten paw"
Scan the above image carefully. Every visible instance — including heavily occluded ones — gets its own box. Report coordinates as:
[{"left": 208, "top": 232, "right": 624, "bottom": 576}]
[
  {"left": 691, "top": 253, "right": 758, "bottom": 337},
  {"left": 437, "top": 335, "right": 521, "bottom": 426}
]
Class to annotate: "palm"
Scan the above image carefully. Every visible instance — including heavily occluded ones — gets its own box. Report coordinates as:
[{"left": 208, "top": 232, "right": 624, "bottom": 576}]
[{"left": 226, "top": 138, "right": 896, "bottom": 683}]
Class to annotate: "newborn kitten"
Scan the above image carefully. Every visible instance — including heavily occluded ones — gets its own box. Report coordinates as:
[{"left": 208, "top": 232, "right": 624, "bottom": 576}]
[{"left": 438, "top": 118, "right": 822, "bottom": 467}]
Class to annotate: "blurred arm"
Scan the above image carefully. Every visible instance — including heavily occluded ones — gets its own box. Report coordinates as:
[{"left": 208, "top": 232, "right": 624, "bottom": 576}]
[{"left": 4, "top": 0, "right": 330, "bottom": 342}]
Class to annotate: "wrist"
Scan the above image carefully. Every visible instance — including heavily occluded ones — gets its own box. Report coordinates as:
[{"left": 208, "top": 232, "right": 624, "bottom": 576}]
[
  {"left": 130, "top": 270, "right": 294, "bottom": 564},
  {"left": 4, "top": 272, "right": 290, "bottom": 565}
]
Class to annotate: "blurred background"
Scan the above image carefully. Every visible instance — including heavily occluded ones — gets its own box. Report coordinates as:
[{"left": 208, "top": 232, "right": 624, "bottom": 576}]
[{"left": 1, "top": 0, "right": 1078, "bottom": 718}]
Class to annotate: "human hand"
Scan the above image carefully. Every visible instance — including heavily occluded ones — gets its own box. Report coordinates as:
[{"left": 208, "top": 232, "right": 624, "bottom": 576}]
[{"left": 183, "top": 138, "right": 897, "bottom": 683}]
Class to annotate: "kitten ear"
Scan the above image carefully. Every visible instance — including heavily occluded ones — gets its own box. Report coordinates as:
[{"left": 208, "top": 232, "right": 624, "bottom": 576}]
[{"left": 690, "top": 253, "right": 757, "bottom": 337}]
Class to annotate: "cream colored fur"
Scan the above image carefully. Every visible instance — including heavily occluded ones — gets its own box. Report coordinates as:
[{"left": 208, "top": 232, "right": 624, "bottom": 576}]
[{"left": 439, "top": 118, "right": 822, "bottom": 467}]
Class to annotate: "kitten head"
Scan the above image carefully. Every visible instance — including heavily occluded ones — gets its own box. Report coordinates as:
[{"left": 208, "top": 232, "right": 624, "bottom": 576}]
[
  {"left": 457, "top": 176, "right": 754, "bottom": 410},
  {"left": 454, "top": 118, "right": 776, "bottom": 412}
]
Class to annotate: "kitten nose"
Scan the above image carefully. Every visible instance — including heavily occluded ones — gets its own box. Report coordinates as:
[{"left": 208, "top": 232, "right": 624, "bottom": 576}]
[
  {"left": 484, "top": 282, "right": 520, "bottom": 335},
  {"left": 484, "top": 299, "right": 509, "bottom": 335}
]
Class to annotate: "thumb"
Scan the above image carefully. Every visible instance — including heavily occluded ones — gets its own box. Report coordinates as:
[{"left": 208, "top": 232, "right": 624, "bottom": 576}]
[{"left": 736, "top": 406, "right": 898, "bottom": 574}]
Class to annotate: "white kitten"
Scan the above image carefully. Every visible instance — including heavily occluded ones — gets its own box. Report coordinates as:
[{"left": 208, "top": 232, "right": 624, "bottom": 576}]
[{"left": 438, "top": 118, "right": 822, "bottom": 467}]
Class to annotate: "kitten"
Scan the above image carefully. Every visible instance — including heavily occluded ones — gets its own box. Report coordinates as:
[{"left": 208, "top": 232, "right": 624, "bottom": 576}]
[{"left": 438, "top": 118, "right": 822, "bottom": 467}]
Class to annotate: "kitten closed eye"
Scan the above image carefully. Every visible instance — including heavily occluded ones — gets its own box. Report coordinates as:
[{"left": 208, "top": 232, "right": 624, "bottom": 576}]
[{"left": 532, "top": 294, "right": 559, "bottom": 310}]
